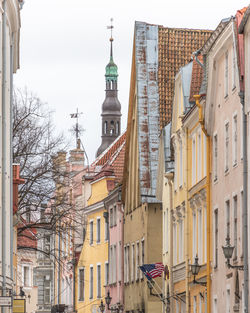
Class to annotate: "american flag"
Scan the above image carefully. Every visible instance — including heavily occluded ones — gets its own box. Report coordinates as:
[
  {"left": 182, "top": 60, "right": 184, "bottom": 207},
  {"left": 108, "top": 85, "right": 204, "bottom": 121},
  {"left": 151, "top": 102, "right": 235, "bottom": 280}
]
[{"left": 139, "top": 263, "right": 165, "bottom": 280}]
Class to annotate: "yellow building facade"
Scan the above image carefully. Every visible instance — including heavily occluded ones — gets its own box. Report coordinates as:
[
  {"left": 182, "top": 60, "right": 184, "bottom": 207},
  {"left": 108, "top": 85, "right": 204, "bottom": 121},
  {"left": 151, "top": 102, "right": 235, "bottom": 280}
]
[
  {"left": 76, "top": 175, "right": 111, "bottom": 313},
  {"left": 169, "top": 60, "right": 211, "bottom": 312}
]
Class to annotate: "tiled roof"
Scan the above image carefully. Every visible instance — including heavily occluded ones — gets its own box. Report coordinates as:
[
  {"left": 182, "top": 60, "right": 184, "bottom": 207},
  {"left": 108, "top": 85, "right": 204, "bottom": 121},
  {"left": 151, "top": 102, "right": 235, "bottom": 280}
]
[
  {"left": 91, "top": 131, "right": 126, "bottom": 184},
  {"left": 158, "top": 27, "right": 212, "bottom": 128},
  {"left": 189, "top": 55, "right": 204, "bottom": 103}
]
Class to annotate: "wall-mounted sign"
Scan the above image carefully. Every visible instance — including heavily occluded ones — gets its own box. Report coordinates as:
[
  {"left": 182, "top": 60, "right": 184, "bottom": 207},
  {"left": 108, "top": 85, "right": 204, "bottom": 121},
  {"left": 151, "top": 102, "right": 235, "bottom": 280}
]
[
  {"left": 13, "top": 299, "right": 26, "bottom": 313},
  {"left": 0, "top": 296, "right": 12, "bottom": 307}
]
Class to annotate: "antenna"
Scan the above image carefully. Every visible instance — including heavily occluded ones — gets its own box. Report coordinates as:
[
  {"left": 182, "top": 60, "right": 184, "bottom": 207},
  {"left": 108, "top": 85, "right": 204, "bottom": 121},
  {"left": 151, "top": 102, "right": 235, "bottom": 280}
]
[{"left": 70, "top": 108, "right": 83, "bottom": 148}]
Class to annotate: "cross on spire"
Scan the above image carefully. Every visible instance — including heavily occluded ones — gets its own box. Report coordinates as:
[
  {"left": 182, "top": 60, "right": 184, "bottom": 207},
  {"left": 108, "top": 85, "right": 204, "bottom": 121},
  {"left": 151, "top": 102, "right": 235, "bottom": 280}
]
[
  {"left": 107, "top": 18, "right": 114, "bottom": 41},
  {"left": 70, "top": 108, "right": 83, "bottom": 148}
]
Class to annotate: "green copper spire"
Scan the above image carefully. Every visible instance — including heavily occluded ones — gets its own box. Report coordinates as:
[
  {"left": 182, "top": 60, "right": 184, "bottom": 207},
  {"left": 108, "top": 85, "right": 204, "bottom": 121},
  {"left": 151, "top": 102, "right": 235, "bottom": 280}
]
[{"left": 105, "top": 19, "right": 118, "bottom": 82}]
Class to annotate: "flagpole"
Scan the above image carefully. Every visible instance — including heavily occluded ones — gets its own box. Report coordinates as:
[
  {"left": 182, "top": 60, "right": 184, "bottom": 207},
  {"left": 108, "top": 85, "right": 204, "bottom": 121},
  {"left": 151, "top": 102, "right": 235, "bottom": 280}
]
[{"left": 147, "top": 278, "right": 166, "bottom": 305}]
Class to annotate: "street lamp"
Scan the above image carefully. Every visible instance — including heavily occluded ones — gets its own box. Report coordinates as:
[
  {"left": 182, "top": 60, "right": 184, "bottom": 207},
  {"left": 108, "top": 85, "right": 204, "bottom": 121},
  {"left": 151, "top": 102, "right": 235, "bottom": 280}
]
[
  {"left": 222, "top": 236, "right": 244, "bottom": 270},
  {"left": 99, "top": 300, "right": 105, "bottom": 313},
  {"left": 190, "top": 255, "right": 206, "bottom": 286},
  {"left": 99, "top": 290, "right": 123, "bottom": 313}
]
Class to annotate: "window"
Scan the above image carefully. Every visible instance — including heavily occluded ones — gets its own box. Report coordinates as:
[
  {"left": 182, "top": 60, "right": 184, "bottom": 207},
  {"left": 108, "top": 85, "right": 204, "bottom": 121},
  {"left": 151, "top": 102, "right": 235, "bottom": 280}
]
[
  {"left": 110, "top": 208, "right": 113, "bottom": 227},
  {"left": 109, "top": 246, "right": 113, "bottom": 283},
  {"left": 79, "top": 268, "right": 85, "bottom": 301},
  {"left": 114, "top": 206, "right": 117, "bottom": 226},
  {"left": 214, "top": 209, "right": 219, "bottom": 269},
  {"left": 225, "top": 123, "right": 229, "bottom": 172},
  {"left": 105, "top": 262, "right": 109, "bottom": 286},
  {"left": 113, "top": 245, "right": 117, "bottom": 283},
  {"left": 173, "top": 223, "right": 177, "bottom": 265},
  {"left": 232, "top": 47, "right": 236, "bottom": 90},
  {"left": 44, "top": 279, "right": 51, "bottom": 304},
  {"left": 179, "top": 220, "right": 184, "bottom": 262},
  {"left": 233, "top": 115, "right": 237, "bottom": 166},
  {"left": 197, "top": 132, "right": 201, "bottom": 181},
  {"left": 136, "top": 242, "right": 139, "bottom": 280},
  {"left": 97, "top": 218, "right": 101, "bottom": 244},
  {"left": 131, "top": 244, "right": 135, "bottom": 282},
  {"left": 226, "top": 289, "right": 230, "bottom": 313},
  {"left": 124, "top": 246, "right": 127, "bottom": 283},
  {"left": 89, "top": 266, "right": 93, "bottom": 299},
  {"left": 104, "top": 121, "right": 108, "bottom": 134},
  {"left": 198, "top": 209, "right": 203, "bottom": 263},
  {"left": 233, "top": 196, "right": 238, "bottom": 259},
  {"left": 166, "top": 209, "right": 169, "bottom": 252},
  {"left": 105, "top": 218, "right": 109, "bottom": 241},
  {"left": 174, "top": 149, "right": 178, "bottom": 191},
  {"left": 44, "top": 235, "right": 51, "bottom": 254},
  {"left": 118, "top": 242, "right": 122, "bottom": 282},
  {"left": 127, "top": 245, "right": 130, "bottom": 282},
  {"left": 141, "top": 240, "right": 144, "bottom": 279},
  {"left": 214, "top": 298, "right": 218, "bottom": 313},
  {"left": 192, "top": 136, "right": 196, "bottom": 185},
  {"left": 199, "top": 294, "right": 202, "bottom": 313},
  {"left": 97, "top": 264, "right": 101, "bottom": 298},
  {"left": 213, "top": 134, "right": 218, "bottom": 181},
  {"left": 226, "top": 200, "right": 230, "bottom": 238},
  {"left": 241, "top": 191, "right": 244, "bottom": 257},
  {"left": 23, "top": 266, "right": 30, "bottom": 286},
  {"left": 89, "top": 221, "right": 93, "bottom": 245},
  {"left": 193, "top": 212, "right": 197, "bottom": 261},
  {"left": 179, "top": 140, "right": 183, "bottom": 187},
  {"left": 116, "top": 121, "right": 119, "bottom": 135},
  {"left": 225, "top": 51, "right": 229, "bottom": 97},
  {"left": 193, "top": 296, "right": 197, "bottom": 313}
]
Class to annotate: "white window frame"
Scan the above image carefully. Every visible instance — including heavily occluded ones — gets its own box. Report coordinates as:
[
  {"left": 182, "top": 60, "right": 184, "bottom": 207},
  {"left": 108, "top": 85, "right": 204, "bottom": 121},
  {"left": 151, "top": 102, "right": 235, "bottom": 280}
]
[
  {"left": 89, "top": 265, "right": 93, "bottom": 299},
  {"left": 214, "top": 208, "right": 219, "bottom": 268},
  {"left": 192, "top": 135, "right": 196, "bottom": 185},
  {"left": 173, "top": 223, "right": 177, "bottom": 265},
  {"left": 198, "top": 208, "right": 203, "bottom": 263},
  {"left": 131, "top": 243, "right": 135, "bottom": 282},
  {"left": 232, "top": 45, "right": 236, "bottom": 90},
  {"left": 197, "top": 131, "right": 202, "bottom": 181},
  {"left": 213, "top": 133, "right": 218, "bottom": 181},
  {"left": 136, "top": 241, "right": 139, "bottom": 281},
  {"left": 96, "top": 263, "right": 101, "bottom": 299},
  {"left": 78, "top": 267, "right": 85, "bottom": 301},
  {"left": 105, "top": 261, "right": 109, "bottom": 286},
  {"left": 232, "top": 113, "right": 237, "bottom": 166},
  {"left": 193, "top": 211, "right": 197, "bottom": 262},
  {"left": 225, "top": 121, "right": 230, "bottom": 173},
  {"left": 179, "top": 139, "right": 183, "bottom": 187},
  {"left": 225, "top": 50, "right": 229, "bottom": 97},
  {"left": 96, "top": 217, "right": 101, "bottom": 244},
  {"left": 89, "top": 220, "right": 94, "bottom": 245}
]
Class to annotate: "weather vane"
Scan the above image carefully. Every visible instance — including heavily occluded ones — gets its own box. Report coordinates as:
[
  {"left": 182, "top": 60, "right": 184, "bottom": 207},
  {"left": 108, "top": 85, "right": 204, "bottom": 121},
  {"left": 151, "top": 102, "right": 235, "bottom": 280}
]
[
  {"left": 70, "top": 108, "right": 83, "bottom": 148},
  {"left": 107, "top": 18, "right": 114, "bottom": 41}
]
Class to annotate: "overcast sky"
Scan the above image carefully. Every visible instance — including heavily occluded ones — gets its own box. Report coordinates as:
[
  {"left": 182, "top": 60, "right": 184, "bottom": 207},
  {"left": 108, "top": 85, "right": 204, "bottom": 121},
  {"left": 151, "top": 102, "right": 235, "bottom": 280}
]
[{"left": 14, "top": 0, "right": 249, "bottom": 163}]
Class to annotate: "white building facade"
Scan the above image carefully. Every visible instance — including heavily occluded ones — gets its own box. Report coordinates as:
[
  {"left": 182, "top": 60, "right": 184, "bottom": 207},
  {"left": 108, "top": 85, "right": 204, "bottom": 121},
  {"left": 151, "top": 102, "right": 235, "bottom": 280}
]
[{"left": 0, "top": 0, "right": 21, "bottom": 302}]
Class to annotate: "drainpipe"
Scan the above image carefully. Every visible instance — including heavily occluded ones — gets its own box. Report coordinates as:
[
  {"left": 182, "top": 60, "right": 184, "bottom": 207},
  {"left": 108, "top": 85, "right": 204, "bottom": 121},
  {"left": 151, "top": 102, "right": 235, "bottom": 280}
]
[
  {"left": 184, "top": 127, "right": 189, "bottom": 313},
  {"left": 194, "top": 95, "right": 211, "bottom": 313},
  {"left": 165, "top": 173, "right": 173, "bottom": 313},
  {"left": 239, "top": 91, "right": 248, "bottom": 313},
  {"left": 10, "top": 32, "right": 14, "bottom": 285},
  {"left": 2, "top": 0, "right": 7, "bottom": 301}
]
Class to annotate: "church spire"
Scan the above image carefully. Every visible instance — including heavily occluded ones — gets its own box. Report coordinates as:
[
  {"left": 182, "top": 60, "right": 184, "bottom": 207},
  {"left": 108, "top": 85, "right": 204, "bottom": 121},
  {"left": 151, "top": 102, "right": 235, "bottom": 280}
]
[{"left": 96, "top": 19, "right": 122, "bottom": 158}]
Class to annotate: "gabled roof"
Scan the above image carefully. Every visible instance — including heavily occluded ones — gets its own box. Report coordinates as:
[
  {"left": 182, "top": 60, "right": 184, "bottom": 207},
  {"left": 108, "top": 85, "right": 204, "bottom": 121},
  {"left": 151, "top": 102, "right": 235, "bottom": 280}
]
[
  {"left": 158, "top": 27, "right": 212, "bottom": 128},
  {"left": 91, "top": 131, "right": 126, "bottom": 184},
  {"left": 238, "top": 6, "right": 249, "bottom": 33}
]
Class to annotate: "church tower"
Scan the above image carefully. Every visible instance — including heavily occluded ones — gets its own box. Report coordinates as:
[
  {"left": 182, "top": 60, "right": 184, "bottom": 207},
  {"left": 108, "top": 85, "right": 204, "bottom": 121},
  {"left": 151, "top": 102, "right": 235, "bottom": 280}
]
[{"left": 96, "top": 22, "right": 121, "bottom": 157}]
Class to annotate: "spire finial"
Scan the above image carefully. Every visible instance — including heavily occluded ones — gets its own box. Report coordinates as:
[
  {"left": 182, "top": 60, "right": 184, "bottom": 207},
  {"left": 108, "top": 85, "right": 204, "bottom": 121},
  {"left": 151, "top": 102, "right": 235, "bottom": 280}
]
[{"left": 107, "top": 18, "right": 114, "bottom": 59}]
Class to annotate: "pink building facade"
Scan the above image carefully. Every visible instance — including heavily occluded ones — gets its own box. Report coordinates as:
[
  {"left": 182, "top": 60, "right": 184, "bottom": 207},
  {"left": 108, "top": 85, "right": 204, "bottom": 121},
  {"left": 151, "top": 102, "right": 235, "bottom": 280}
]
[
  {"left": 203, "top": 15, "right": 245, "bottom": 313},
  {"left": 104, "top": 185, "right": 124, "bottom": 312}
]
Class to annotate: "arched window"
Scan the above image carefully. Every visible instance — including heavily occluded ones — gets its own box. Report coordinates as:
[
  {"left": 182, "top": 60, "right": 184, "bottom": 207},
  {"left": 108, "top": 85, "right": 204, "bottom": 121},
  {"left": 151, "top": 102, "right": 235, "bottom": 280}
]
[
  {"left": 110, "top": 121, "right": 114, "bottom": 135},
  {"left": 116, "top": 121, "right": 119, "bottom": 134},
  {"left": 104, "top": 121, "right": 108, "bottom": 134}
]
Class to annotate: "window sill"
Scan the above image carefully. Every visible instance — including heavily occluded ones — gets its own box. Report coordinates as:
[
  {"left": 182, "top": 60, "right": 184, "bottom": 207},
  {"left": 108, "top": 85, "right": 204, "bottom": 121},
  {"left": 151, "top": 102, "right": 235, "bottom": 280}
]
[
  {"left": 78, "top": 299, "right": 85, "bottom": 302},
  {"left": 213, "top": 178, "right": 218, "bottom": 184},
  {"left": 224, "top": 168, "right": 229, "bottom": 176}
]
